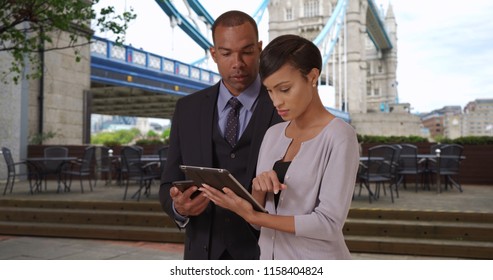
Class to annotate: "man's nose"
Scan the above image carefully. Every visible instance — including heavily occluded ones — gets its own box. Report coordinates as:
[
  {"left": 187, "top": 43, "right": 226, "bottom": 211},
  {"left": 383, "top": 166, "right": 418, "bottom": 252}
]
[{"left": 232, "top": 53, "right": 245, "bottom": 68}]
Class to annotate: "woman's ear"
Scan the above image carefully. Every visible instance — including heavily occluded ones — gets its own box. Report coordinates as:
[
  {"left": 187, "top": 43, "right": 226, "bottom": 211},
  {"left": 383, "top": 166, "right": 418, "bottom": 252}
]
[{"left": 309, "top": 68, "right": 320, "bottom": 86}]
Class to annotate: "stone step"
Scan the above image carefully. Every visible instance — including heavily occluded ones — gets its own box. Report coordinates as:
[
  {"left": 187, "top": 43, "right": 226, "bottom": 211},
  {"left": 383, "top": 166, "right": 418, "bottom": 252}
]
[
  {"left": 0, "top": 221, "right": 184, "bottom": 243},
  {"left": 0, "top": 199, "right": 162, "bottom": 212},
  {"left": 345, "top": 235, "right": 493, "bottom": 259},
  {"left": 0, "top": 206, "right": 176, "bottom": 228},
  {"left": 348, "top": 208, "right": 493, "bottom": 223},
  {"left": 1, "top": 198, "right": 492, "bottom": 259},
  {"left": 344, "top": 218, "right": 493, "bottom": 242}
]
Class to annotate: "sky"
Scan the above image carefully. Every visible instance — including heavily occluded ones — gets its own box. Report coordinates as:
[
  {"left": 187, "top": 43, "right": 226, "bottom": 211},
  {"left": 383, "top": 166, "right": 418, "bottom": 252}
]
[{"left": 94, "top": 0, "right": 493, "bottom": 114}]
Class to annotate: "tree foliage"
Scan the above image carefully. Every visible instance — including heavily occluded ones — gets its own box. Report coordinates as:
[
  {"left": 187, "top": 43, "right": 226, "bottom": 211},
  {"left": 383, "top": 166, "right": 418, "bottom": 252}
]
[
  {"left": 0, "top": 0, "right": 136, "bottom": 84},
  {"left": 91, "top": 128, "right": 141, "bottom": 146}
]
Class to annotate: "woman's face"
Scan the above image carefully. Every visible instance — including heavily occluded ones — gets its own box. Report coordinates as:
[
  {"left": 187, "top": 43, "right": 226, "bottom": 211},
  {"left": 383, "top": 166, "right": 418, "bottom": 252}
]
[{"left": 263, "top": 64, "right": 318, "bottom": 121}]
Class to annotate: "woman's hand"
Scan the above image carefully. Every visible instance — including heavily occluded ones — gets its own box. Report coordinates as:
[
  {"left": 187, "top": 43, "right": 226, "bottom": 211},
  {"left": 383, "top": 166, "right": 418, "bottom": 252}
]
[
  {"left": 199, "top": 184, "right": 256, "bottom": 222},
  {"left": 252, "top": 170, "right": 287, "bottom": 194}
]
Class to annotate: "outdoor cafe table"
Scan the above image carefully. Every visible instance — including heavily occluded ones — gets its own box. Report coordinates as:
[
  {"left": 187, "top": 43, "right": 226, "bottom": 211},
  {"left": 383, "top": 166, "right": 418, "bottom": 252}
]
[
  {"left": 416, "top": 154, "right": 465, "bottom": 193},
  {"left": 25, "top": 157, "right": 77, "bottom": 192}
]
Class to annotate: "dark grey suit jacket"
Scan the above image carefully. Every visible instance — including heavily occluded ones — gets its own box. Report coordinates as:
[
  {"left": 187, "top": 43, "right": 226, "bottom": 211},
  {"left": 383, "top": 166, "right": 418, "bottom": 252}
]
[{"left": 159, "top": 82, "right": 282, "bottom": 259}]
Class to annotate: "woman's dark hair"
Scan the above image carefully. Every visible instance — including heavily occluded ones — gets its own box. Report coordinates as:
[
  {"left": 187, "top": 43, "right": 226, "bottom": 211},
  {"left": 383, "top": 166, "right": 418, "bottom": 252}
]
[
  {"left": 259, "top": 34, "right": 322, "bottom": 81},
  {"left": 212, "top": 10, "right": 259, "bottom": 44}
]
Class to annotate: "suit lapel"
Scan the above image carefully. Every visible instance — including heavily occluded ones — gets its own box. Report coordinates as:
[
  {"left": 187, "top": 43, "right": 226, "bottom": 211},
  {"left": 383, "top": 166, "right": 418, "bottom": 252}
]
[{"left": 199, "top": 83, "right": 220, "bottom": 166}]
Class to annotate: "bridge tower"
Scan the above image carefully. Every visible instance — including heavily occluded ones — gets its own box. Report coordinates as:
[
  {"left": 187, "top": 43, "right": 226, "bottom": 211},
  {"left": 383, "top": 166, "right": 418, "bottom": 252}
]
[{"left": 268, "top": 0, "right": 398, "bottom": 115}]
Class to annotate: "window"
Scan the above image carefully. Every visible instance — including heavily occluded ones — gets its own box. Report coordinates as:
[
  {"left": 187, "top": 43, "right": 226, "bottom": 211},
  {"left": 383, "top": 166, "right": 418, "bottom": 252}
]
[
  {"left": 374, "top": 88, "right": 380, "bottom": 96},
  {"left": 304, "top": 0, "right": 319, "bottom": 17},
  {"left": 285, "top": 7, "right": 293, "bottom": 20}
]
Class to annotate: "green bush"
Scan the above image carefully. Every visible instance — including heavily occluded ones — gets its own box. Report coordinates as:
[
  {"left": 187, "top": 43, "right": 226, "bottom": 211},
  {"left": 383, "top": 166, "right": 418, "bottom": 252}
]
[
  {"left": 450, "top": 136, "right": 493, "bottom": 145},
  {"left": 135, "top": 138, "right": 165, "bottom": 145},
  {"left": 357, "top": 134, "right": 428, "bottom": 144},
  {"left": 91, "top": 128, "right": 141, "bottom": 145},
  {"left": 357, "top": 134, "right": 493, "bottom": 145}
]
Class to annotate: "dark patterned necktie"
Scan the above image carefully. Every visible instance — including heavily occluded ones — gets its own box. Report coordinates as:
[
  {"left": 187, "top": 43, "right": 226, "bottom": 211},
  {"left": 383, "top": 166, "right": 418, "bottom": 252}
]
[{"left": 224, "top": 97, "right": 243, "bottom": 147}]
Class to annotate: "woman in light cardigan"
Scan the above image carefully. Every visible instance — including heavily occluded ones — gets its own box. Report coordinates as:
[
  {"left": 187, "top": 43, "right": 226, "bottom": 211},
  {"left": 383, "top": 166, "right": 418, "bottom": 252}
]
[{"left": 200, "top": 34, "right": 359, "bottom": 259}]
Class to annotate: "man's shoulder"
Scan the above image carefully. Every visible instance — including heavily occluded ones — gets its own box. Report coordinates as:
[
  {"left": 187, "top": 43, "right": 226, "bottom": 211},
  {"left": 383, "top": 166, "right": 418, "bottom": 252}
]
[{"left": 178, "top": 83, "right": 219, "bottom": 104}]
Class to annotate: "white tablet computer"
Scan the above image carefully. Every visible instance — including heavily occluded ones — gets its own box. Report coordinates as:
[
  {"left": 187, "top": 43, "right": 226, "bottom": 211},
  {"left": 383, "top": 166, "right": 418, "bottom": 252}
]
[{"left": 179, "top": 165, "right": 267, "bottom": 213}]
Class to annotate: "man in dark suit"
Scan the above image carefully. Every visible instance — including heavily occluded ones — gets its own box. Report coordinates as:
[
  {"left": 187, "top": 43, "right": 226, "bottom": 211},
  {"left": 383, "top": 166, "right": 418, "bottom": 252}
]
[{"left": 159, "top": 10, "right": 282, "bottom": 260}]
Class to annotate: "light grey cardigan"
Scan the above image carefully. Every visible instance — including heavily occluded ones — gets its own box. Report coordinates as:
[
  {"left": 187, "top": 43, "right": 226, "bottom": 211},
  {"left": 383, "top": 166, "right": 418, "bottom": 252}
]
[{"left": 256, "top": 118, "right": 359, "bottom": 259}]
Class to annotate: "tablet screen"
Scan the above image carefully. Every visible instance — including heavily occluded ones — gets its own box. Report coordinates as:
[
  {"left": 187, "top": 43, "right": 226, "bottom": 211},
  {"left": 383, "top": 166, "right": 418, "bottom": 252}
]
[{"left": 179, "top": 165, "right": 267, "bottom": 213}]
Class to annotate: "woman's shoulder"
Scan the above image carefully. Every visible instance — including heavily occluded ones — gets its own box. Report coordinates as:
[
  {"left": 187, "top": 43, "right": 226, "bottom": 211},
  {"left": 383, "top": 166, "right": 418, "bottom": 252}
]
[
  {"left": 328, "top": 118, "right": 356, "bottom": 134},
  {"left": 266, "top": 121, "right": 289, "bottom": 135}
]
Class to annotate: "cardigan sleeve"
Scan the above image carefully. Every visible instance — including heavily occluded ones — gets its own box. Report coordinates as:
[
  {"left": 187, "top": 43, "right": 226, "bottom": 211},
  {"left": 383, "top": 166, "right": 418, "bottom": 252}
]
[{"left": 294, "top": 124, "right": 360, "bottom": 241}]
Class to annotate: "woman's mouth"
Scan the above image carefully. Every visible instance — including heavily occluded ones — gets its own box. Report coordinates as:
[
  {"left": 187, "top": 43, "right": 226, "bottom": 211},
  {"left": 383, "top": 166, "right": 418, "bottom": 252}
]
[{"left": 277, "top": 109, "right": 289, "bottom": 117}]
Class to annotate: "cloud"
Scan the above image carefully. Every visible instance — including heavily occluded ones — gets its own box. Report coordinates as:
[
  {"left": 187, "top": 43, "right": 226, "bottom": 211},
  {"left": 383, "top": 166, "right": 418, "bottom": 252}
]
[{"left": 388, "top": 0, "right": 493, "bottom": 112}]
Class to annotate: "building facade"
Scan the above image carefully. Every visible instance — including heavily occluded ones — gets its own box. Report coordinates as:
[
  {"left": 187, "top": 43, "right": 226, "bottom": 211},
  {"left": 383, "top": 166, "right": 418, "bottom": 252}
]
[
  {"left": 420, "top": 106, "right": 462, "bottom": 140},
  {"left": 462, "top": 99, "right": 493, "bottom": 136}
]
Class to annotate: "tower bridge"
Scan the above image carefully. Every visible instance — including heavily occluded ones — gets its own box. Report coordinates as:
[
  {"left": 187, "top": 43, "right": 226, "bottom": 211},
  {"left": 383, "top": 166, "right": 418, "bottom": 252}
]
[
  {"left": 1, "top": 0, "right": 399, "bottom": 160},
  {"left": 87, "top": 0, "right": 393, "bottom": 124}
]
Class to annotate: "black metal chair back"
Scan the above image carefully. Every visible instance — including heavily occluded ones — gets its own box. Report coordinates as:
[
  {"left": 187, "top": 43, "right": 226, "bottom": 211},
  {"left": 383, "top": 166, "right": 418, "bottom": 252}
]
[
  {"left": 43, "top": 146, "right": 69, "bottom": 173},
  {"left": 157, "top": 146, "right": 169, "bottom": 176},
  {"left": 122, "top": 146, "right": 142, "bottom": 177},
  {"left": 367, "top": 145, "right": 396, "bottom": 177},
  {"left": 80, "top": 146, "right": 95, "bottom": 173},
  {"left": 2, "top": 147, "right": 16, "bottom": 175},
  {"left": 399, "top": 144, "right": 419, "bottom": 171},
  {"left": 358, "top": 144, "right": 398, "bottom": 203},
  {"left": 432, "top": 144, "right": 464, "bottom": 192},
  {"left": 62, "top": 146, "right": 95, "bottom": 193},
  {"left": 397, "top": 144, "right": 423, "bottom": 192},
  {"left": 438, "top": 144, "right": 463, "bottom": 174},
  {"left": 121, "top": 146, "right": 156, "bottom": 201},
  {"left": 2, "top": 147, "right": 38, "bottom": 194}
]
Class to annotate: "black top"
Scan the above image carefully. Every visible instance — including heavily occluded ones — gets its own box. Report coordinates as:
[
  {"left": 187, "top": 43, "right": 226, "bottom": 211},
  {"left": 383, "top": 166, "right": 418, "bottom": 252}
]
[{"left": 272, "top": 160, "right": 291, "bottom": 208}]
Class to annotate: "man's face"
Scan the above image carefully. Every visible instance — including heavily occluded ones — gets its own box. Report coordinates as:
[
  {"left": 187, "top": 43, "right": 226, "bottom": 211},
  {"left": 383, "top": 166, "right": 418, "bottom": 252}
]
[{"left": 210, "top": 23, "right": 262, "bottom": 96}]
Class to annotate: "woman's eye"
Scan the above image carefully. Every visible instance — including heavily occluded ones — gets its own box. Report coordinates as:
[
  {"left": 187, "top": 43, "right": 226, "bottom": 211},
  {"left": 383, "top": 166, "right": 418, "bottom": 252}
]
[{"left": 280, "top": 88, "right": 290, "bottom": 93}]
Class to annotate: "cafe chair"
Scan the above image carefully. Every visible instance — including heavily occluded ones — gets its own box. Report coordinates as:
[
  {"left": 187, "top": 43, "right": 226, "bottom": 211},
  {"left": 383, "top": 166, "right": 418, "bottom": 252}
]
[
  {"left": 431, "top": 144, "right": 464, "bottom": 192},
  {"left": 116, "top": 146, "right": 142, "bottom": 187},
  {"left": 397, "top": 144, "right": 425, "bottom": 192},
  {"left": 358, "top": 144, "right": 398, "bottom": 203},
  {"left": 386, "top": 144, "right": 402, "bottom": 199},
  {"left": 121, "top": 146, "right": 159, "bottom": 201},
  {"left": 62, "top": 146, "right": 96, "bottom": 193},
  {"left": 42, "top": 146, "right": 69, "bottom": 191},
  {"left": 2, "top": 147, "right": 40, "bottom": 195},
  {"left": 156, "top": 145, "right": 169, "bottom": 179}
]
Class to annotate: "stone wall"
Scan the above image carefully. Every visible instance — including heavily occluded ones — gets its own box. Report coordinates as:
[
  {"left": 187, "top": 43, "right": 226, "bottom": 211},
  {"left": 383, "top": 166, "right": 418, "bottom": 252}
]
[
  {"left": 34, "top": 31, "right": 91, "bottom": 145},
  {"left": 0, "top": 52, "right": 28, "bottom": 179},
  {"left": 351, "top": 112, "right": 423, "bottom": 137}
]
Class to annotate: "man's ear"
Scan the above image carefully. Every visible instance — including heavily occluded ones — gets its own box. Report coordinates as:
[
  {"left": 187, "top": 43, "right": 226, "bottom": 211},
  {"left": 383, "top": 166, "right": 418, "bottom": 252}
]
[{"left": 210, "top": 46, "right": 217, "bottom": 63}]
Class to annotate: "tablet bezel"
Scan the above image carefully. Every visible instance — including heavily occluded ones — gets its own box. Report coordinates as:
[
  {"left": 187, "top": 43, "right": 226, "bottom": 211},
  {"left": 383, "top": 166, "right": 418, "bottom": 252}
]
[{"left": 179, "top": 165, "right": 267, "bottom": 213}]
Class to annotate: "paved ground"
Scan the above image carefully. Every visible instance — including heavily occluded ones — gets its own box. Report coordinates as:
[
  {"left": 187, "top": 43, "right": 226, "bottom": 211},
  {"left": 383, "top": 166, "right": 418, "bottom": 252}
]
[{"left": 1, "top": 179, "right": 492, "bottom": 260}]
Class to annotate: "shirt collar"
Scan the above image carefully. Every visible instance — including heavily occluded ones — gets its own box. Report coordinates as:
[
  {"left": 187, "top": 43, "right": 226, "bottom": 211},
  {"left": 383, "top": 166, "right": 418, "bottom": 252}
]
[{"left": 218, "top": 75, "right": 261, "bottom": 112}]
